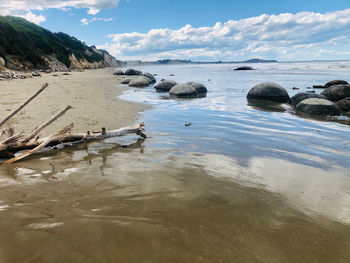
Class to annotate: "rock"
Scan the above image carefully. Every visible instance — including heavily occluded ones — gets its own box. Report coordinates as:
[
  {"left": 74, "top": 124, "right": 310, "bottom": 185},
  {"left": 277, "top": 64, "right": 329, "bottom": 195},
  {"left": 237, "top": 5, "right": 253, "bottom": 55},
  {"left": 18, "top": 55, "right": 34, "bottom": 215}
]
[
  {"left": 0, "top": 57, "right": 5, "bottom": 67},
  {"left": 246, "top": 82, "right": 290, "bottom": 103},
  {"left": 324, "top": 80, "right": 349, "bottom": 88},
  {"left": 143, "top": 72, "right": 156, "bottom": 83},
  {"left": 313, "top": 85, "right": 325, "bottom": 89},
  {"left": 125, "top": 68, "right": 140, "bottom": 76},
  {"left": 113, "top": 69, "right": 124, "bottom": 75},
  {"left": 169, "top": 84, "right": 199, "bottom": 98},
  {"left": 170, "top": 74, "right": 175, "bottom": 76},
  {"left": 292, "top": 87, "right": 300, "bottom": 90},
  {"left": 306, "top": 90, "right": 316, "bottom": 94},
  {"left": 290, "top": 92, "right": 326, "bottom": 107},
  {"left": 187, "top": 82, "right": 208, "bottom": 93},
  {"left": 121, "top": 78, "right": 131, "bottom": 84},
  {"left": 154, "top": 80, "right": 177, "bottom": 92},
  {"left": 32, "top": 72, "right": 41, "bottom": 77},
  {"left": 295, "top": 98, "right": 342, "bottom": 116},
  {"left": 336, "top": 97, "right": 350, "bottom": 112},
  {"left": 321, "top": 84, "right": 350, "bottom": 101},
  {"left": 234, "top": 66, "right": 254, "bottom": 70},
  {"left": 128, "top": 76, "right": 151, "bottom": 87}
]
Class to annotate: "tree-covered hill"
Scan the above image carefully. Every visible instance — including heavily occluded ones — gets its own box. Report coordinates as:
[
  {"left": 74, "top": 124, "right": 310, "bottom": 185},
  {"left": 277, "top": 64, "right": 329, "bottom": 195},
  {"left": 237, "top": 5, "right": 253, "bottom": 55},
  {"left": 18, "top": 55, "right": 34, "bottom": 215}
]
[{"left": 0, "top": 16, "right": 122, "bottom": 70}]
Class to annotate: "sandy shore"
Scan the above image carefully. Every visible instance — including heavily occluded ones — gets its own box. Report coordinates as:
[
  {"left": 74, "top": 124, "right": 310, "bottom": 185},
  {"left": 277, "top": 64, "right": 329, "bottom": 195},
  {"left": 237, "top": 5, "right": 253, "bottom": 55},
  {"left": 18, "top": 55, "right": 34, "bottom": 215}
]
[{"left": 0, "top": 68, "right": 149, "bottom": 136}]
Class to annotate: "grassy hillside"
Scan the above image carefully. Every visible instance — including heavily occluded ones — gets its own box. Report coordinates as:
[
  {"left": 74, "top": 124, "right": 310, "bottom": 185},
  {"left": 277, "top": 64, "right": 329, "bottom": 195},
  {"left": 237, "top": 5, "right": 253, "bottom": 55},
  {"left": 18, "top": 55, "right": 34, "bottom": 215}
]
[{"left": 0, "top": 16, "right": 113, "bottom": 69}]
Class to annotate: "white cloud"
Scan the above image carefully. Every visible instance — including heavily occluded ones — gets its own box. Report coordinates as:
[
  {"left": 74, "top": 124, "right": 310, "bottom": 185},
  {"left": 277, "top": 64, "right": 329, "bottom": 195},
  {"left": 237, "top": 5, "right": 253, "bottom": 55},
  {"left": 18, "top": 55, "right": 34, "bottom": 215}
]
[
  {"left": 0, "top": 0, "right": 120, "bottom": 23},
  {"left": 99, "top": 9, "right": 350, "bottom": 61},
  {"left": 20, "top": 11, "right": 46, "bottom": 25},
  {"left": 81, "top": 17, "right": 113, "bottom": 26}
]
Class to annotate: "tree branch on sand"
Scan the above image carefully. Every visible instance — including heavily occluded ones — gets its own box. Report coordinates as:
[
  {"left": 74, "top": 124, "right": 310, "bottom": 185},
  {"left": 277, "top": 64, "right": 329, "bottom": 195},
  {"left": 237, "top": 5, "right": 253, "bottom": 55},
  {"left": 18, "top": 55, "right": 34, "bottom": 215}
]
[{"left": 0, "top": 83, "right": 147, "bottom": 164}]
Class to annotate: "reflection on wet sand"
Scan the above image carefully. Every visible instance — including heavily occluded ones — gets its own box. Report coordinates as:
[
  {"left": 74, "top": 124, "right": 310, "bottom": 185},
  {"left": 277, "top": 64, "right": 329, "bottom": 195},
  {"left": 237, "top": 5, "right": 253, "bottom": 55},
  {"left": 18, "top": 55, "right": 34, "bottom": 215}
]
[{"left": 0, "top": 143, "right": 349, "bottom": 262}]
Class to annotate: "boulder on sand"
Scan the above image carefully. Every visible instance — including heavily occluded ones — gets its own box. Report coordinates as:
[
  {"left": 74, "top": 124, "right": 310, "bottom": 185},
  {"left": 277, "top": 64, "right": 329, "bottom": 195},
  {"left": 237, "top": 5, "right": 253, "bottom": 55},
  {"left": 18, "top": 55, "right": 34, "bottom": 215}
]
[
  {"left": 128, "top": 76, "right": 151, "bottom": 87},
  {"left": 247, "top": 82, "right": 290, "bottom": 103},
  {"left": 0, "top": 57, "right": 5, "bottom": 67},
  {"left": 186, "top": 82, "right": 208, "bottom": 94},
  {"left": 290, "top": 92, "right": 326, "bottom": 107},
  {"left": 324, "top": 80, "right": 348, "bottom": 88},
  {"left": 295, "top": 98, "right": 342, "bottom": 116},
  {"left": 113, "top": 69, "right": 124, "bottom": 75},
  {"left": 125, "top": 68, "right": 141, "bottom": 76},
  {"left": 169, "top": 84, "right": 199, "bottom": 98},
  {"left": 321, "top": 84, "right": 350, "bottom": 101},
  {"left": 154, "top": 80, "right": 177, "bottom": 92},
  {"left": 121, "top": 78, "right": 131, "bottom": 84},
  {"left": 336, "top": 97, "right": 350, "bottom": 112},
  {"left": 143, "top": 72, "right": 156, "bottom": 83}
]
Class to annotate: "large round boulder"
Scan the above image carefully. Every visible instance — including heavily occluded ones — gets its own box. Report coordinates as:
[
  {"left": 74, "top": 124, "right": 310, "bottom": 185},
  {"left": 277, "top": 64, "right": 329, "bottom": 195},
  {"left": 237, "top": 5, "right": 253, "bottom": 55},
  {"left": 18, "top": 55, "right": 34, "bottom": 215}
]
[
  {"left": 113, "top": 69, "right": 124, "bottom": 75},
  {"left": 186, "top": 82, "right": 207, "bottom": 93},
  {"left": 128, "top": 76, "right": 151, "bottom": 87},
  {"left": 143, "top": 72, "right": 156, "bottom": 83},
  {"left": 125, "top": 68, "right": 141, "bottom": 76},
  {"left": 290, "top": 92, "right": 326, "bottom": 107},
  {"left": 336, "top": 97, "right": 350, "bottom": 112},
  {"left": 321, "top": 84, "right": 350, "bottom": 101},
  {"left": 154, "top": 80, "right": 177, "bottom": 92},
  {"left": 169, "top": 84, "right": 199, "bottom": 98},
  {"left": 324, "top": 80, "right": 348, "bottom": 88},
  {"left": 247, "top": 82, "right": 290, "bottom": 102},
  {"left": 295, "top": 98, "right": 342, "bottom": 116}
]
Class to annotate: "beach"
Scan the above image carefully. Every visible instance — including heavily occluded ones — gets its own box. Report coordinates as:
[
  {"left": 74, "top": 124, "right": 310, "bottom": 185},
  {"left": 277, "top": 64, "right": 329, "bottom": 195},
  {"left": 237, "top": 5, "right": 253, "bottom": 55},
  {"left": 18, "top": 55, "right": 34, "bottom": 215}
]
[{"left": 0, "top": 68, "right": 149, "bottom": 136}]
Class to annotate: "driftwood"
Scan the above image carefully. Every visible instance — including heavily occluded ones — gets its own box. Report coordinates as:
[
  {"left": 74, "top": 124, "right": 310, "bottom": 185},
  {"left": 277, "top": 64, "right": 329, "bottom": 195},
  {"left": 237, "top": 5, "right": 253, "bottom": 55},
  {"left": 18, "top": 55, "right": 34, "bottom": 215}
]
[
  {"left": 0, "top": 83, "right": 48, "bottom": 128},
  {"left": 0, "top": 83, "right": 147, "bottom": 164}
]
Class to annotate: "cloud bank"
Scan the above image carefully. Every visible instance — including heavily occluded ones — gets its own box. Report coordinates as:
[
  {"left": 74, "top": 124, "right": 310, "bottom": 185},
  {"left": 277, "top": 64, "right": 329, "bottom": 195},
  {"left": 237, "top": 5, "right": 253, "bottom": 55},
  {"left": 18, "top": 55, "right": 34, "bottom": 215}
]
[
  {"left": 0, "top": 0, "right": 120, "bottom": 24},
  {"left": 100, "top": 9, "right": 350, "bottom": 61}
]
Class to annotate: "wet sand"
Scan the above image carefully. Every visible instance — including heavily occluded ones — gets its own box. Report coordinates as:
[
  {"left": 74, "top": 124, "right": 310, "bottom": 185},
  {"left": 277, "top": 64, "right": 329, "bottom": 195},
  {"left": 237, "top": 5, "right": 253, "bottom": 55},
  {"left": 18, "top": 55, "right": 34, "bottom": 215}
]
[{"left": 0, "top": 68, "right": 149, "bottom": 136}]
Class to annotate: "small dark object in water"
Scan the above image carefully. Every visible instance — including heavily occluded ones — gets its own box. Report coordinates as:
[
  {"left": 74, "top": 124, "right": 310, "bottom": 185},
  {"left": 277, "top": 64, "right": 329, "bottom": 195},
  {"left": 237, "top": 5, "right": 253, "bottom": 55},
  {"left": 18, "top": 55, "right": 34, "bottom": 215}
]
[
  {"left": 208, "top": 79, "right": 211, "bottom": 81},
  {"left": 307, "top": 87, "right": 312, "bottom": 89},
  {"left": 170, "top": 74, "right": 175, "bottom": 76},
  {"left": 234, "top": 66, "right": 254, "bottom": 71},
  {"left": 292, "top": 87, "right": 299, "bottom": 90},
  {"left": 313, "top": 85, "right": 325, "bottom": 89},
  {"left": 185, "top": 123, "right": 192, "bottom": 127},
  {"left": 306, "top": 90, "right": 316, "bottom": 93}
]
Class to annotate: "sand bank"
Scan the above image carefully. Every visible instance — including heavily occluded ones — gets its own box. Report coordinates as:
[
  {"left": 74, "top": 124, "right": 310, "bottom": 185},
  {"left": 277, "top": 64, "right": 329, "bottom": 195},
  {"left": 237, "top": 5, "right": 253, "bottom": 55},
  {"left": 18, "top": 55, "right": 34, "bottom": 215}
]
[{"left": 0, "top": 68, "right": 149, "bottom": 136}]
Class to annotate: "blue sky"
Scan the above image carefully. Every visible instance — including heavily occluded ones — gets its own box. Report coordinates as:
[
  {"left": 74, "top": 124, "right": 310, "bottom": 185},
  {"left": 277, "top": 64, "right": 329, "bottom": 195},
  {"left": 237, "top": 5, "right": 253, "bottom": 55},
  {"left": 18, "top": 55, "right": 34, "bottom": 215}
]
[{"left": 1, "top": 0, "right": 350, "bottom": 61}]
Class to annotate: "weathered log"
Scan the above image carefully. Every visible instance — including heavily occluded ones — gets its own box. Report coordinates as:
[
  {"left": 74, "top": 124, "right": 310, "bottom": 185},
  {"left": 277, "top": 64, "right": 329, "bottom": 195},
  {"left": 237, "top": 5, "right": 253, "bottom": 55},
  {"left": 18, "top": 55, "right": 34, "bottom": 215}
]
[
  {"left": 0, "top": 83, "right": 48, "bottom": 128},
  {"left": 2, "top": 123, "right": 146, "bottom": 164}
]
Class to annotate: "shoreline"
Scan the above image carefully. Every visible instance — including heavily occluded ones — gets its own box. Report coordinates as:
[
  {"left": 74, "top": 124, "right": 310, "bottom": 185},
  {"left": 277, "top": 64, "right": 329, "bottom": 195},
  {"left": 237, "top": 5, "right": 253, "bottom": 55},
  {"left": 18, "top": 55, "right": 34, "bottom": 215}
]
[{"left": 0, "top": 68, "right": 150, "bottom": 136}]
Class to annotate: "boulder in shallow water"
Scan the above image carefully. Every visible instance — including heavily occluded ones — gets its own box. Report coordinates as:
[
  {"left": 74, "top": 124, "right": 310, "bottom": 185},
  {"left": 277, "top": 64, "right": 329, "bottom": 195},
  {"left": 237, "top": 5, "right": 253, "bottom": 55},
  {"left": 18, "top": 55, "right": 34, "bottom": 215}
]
[
  {"left": 169, "top": 84, "right": 199, "bottom": 98},
  {"left": 113, "top": 69, "right": 124, "bottom": 75},
  {"left": 321, "top": 84, "right": 350, "bottom": 101},
  {"left": 154, "top": 80, "right": 177, "bottom": 92},
  {"left": 336, "top": 97, "right": 350, "bottom": 112},
  {"left": 128, "top": 76, "right": 151, "bottom": 87},
  {"left": 324, "top": 80, "right": 349, "bottom": 88},
  {"left": 234, "top": 66, "right": 254, "bottom": 70},
  {"left": 121, "top": 78, "right": 131, "bottom": 84},
  {"left": 295, "top": 98, "right": 342, "bottom": 116},
  {"left": 247, "top": 82, "right": 290, "bottom": 102},
  {"left": 290, "top": 92, "right": 326, "bottom": 107},
  {"left": 125, "top": 68, "right": 141, "bottom": 76},
  {"left": 187, "top": 82, "right": 207, "bottom": 93},
  {"left": 143, "top": 72, "right": 156, "bottom": 83}
]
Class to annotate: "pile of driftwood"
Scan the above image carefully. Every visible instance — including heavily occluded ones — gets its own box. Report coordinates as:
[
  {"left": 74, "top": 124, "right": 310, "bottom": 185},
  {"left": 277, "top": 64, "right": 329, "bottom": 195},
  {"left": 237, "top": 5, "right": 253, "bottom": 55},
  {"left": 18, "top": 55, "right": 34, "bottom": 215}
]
[{"left": 0, "top": 83, "right": 146, "bottom": 164}]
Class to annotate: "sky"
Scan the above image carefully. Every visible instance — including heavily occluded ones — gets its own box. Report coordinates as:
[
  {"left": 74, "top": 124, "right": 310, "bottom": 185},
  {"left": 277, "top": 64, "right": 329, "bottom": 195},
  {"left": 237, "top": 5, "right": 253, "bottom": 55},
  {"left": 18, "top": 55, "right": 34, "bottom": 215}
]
[{"left": 1, "top": 0, "right": 350, "bottom": 61}]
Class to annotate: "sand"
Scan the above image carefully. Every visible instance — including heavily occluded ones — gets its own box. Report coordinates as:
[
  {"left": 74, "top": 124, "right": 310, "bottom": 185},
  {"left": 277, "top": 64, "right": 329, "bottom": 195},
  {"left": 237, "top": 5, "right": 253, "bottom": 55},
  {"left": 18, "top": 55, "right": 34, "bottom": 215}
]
[{"left": 0, "top": 68, "right": 149, "bottom": 136}]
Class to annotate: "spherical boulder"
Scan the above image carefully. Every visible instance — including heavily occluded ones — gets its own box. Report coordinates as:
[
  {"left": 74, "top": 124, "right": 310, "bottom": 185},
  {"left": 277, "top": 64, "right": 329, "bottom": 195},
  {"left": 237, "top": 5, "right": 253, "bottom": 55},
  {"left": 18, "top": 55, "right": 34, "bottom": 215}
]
[
  {"left": 113, "top": 69, "right": 124, "bottom": 75},
  {"left": 186, "top": 82, "right": 207, "bottom": 94},
  {"left": 169, "top": 84, "right": 199, "bottom": 98},
  {"left": 336, "top": 97, "right": 350, "bottom": 112},
  {"left": 321, "top": 84, "right": 350, "bottom": 101},
  {"left": 247, "top": 82, "right": 290, "bottom": 102},
  {"left": 295, "top": 98, "right": 342, "bottom": 116},
  {"left": 290, "top": 92, "right": 326, "bottom": 107},
  {"left": 128, "top": 76, "right": 151, "bottom": 87},
  {"left": 121, "top": 78, "right": 131, "bottom": 84},
  {"left": 154, "top": 80, "right": 177, "bottom": 92},
  {"left": 125, "top": 68, "right": 141, "bottom": 76},
  {"left": 143, "top": 72, "right": 156, "bottom": 83},
  {"left": 324, "top": 80, "right": 348, "bottom": 88}
]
